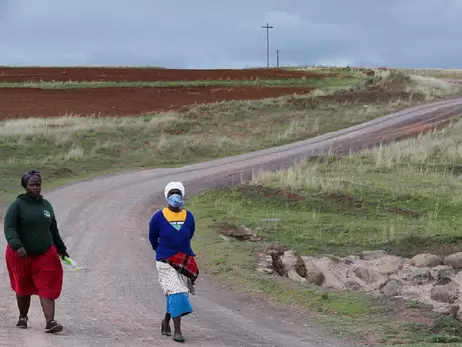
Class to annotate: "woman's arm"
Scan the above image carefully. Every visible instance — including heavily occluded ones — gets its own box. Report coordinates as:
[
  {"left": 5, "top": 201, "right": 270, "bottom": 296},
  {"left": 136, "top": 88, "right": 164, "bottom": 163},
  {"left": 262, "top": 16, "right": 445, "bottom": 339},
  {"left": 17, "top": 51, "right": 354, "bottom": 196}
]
[
  {"left": 148, "top": 212, "right": 160, "bottom": 251},
  {"left": 49, "top": 216, "right": 68, "bottom": 257},
  {"left": 47, "top": 202, "right": 68, "bottom": 257},
  {"left": 189, "top": 212, "right": 195, "bottom": 240},
  {"left": 3, "top": 201, "right": 23, "bottom": 250}
]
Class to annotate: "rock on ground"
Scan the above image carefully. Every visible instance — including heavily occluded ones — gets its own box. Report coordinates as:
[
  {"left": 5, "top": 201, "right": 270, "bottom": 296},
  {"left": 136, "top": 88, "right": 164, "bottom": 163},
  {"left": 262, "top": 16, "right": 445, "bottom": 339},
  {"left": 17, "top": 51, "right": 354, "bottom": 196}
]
[
  {"left": 380, "top": 279, "right": 401, "bottom": 296},
  {"left": 430, "top": 278, "right": 459, "bottom": 304},
  {"left": 444, "top": 252, "right": 462, "bottom": 269},
  {"left": 377, "top": 255, "right": 404, "bottom": 275},
  {"left": 409, "top": 268, "right": 432, "bottom": 285},
  {"left": 257, "top": 249, "right": 462, "bottom": 321},
  {"left": 411, "top": 253, "right": 443, "bottom": 268},
  {"left": 303, "top": 259, "right": 325, "bottom": 286},
  {"left": 280, "top": 250, "right": 307, "bottom": 278}
]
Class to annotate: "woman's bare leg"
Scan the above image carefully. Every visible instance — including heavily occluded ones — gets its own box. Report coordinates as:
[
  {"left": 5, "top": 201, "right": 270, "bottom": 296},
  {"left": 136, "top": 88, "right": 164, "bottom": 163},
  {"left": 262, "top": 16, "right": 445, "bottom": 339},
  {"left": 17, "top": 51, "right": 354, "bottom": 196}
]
[
  {"left": 162, "top": 312, "right": 172, "bottom": 336},
  {"left": 173, "top": 317, "right": 184, "bottom": 342},
  {"left": 16, "top": 295, "right": 31, "bottom": 328},
  {"left": 40, "top": 297, "right": 55, "bottom": 322},
  {"left": 40, "top": 298, "right": 63, "bottom": 333},
  {"left": 16, "top": 294, "right": 31, "bottom": 317}
]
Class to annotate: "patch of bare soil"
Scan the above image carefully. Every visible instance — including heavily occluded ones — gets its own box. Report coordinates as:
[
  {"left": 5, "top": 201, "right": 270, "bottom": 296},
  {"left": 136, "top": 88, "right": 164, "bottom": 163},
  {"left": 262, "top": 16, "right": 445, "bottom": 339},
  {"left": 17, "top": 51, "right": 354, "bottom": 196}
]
[
  {"left": 387, "top": 207, "right": 424, "bottom": 217},
  {"left": 242, "top": 186, "right": 425, "bottom": 220},
  {"left": 215, "top": 222, "right": 261, "bottom": 241},
  {"left": 315, "top": 192, "right": 363, "bottom": 209},
  {"left": 0, "top": 86, "right": 313, "bottom": 120},
  {"left": 236, "top": 185, "right": 304, "bottom": 202},
  {"left": 0, "top": 67, "right": 337, "bottom": 82}
]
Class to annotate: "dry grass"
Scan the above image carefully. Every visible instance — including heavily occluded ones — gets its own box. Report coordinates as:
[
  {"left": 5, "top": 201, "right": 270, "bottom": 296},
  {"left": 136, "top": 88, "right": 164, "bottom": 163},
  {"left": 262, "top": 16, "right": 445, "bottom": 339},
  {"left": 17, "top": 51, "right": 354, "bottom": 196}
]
[
  {"left": 0, "top": 77, "right": 354, "bottom": 89},
  {"left": 397, "top": 68, "right": 462, "bottom": 79},
  {"left": 183, "top": 71, "right": 462, "bottom": 345},
  {"left": 192, "top": 120, "right": 462, "bottom": 260},
  {"left": 188, "top": 116, "right": 462, "bottom": 346},
  {"left": 0, "top": 69, "right": 460, "bottom": 200},
  {"left": 295, "top": 65, "right": 462, "bottom": 80},
  {"left": 247, "top": 119, "right": 462, "bottom": 255}
]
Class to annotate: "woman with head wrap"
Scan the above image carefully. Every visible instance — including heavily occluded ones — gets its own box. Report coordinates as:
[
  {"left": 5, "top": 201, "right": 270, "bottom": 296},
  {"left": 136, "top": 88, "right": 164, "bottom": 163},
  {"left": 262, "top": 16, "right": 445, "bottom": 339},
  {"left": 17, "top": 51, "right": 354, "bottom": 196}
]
[
  {"left": 3, "top": 170, "right": 69, "bottom": 333},
  {"left": 149, "top": 181, "right": 199, "bottom": 343}
]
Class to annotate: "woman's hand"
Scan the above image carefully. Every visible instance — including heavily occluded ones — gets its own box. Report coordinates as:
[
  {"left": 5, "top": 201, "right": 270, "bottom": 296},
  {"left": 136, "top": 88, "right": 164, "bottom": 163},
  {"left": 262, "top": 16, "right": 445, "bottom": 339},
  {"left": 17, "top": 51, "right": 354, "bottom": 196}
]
[
  {"left": 59, "top": 250, "right": 69, "bottom": 259},
  {"left": 16, "top": 247, "right": 27, "bottom": 257}
]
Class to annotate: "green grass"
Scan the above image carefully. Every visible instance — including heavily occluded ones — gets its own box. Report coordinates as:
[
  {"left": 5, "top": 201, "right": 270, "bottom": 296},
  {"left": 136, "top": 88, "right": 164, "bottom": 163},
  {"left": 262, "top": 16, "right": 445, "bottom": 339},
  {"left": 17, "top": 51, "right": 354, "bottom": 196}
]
[
  {"left": 0, "top": 76, "right": 356, "bottom": 89},
  {"left": 188, "top": 118, "right": 462, "bottom": 344}
]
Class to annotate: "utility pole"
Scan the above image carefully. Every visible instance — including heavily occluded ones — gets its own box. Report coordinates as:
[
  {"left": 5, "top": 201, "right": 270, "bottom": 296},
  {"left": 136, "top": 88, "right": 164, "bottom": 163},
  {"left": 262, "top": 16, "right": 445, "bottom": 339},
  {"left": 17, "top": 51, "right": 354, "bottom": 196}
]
[
  {"left": 261, "top": 23, "right": 273, "bottom": 68},
  {"left": 275, "top": 49, "right": 280, "bottom": 68}
]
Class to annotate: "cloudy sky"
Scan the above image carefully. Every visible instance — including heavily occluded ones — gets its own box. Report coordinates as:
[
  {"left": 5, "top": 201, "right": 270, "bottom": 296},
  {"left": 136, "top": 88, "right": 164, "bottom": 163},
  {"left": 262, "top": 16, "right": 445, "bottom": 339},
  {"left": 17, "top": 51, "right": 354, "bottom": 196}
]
[{"left": 0, "top": 0, "right": 461, "bottom": 69}]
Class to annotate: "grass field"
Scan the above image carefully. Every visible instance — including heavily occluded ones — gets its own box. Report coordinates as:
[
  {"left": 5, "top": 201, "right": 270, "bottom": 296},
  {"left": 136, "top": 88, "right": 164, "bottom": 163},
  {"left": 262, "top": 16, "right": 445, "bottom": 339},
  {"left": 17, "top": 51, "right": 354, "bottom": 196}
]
[
  {"left": 397, "top": 68, "right": 462, "bottom": 80},
  {"left": 0, "top": 77, "right": 355, "bottom": 89},
  {"left": 1, "top": 70, "right": 459, "bottom": 202},
  {"left": 188, "top": 117, "right": 462, "bottom": 345},
  {"left": 290, "top": 65, "right": 462, "bottom": 80},
  {"left": 0, "top": 67, "right": 364, "bottom": 120}
]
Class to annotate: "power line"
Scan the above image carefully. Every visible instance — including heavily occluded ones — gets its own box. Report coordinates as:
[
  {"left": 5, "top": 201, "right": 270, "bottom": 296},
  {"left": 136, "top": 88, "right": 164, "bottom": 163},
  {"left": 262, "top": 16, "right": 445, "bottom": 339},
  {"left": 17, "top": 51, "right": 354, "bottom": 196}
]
[{"left": 261, "top": 23, "right": 274, "bottom": 68}]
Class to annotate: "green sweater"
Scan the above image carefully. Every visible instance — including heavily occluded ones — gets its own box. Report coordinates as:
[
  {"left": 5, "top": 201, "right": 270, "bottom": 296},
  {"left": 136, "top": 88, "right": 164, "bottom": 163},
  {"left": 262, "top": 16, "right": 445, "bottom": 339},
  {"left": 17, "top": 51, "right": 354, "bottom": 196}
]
[{"left": 3, "top": 194, "right": 67, "bottom": 256}]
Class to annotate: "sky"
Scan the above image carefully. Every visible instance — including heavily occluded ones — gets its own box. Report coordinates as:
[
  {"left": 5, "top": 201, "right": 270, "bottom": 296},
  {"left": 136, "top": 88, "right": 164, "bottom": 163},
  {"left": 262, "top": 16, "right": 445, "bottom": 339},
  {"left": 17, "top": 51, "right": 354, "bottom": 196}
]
[{"left": 0, "top": 0, "right": 461, "bottom": 69}]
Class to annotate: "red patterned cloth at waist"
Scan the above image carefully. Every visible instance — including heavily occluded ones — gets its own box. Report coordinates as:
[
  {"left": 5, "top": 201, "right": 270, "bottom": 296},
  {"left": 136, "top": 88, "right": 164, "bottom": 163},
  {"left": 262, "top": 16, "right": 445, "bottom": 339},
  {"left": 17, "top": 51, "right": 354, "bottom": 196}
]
[{"left": 167, "top": 252, "right": 199, "bottom": 284}]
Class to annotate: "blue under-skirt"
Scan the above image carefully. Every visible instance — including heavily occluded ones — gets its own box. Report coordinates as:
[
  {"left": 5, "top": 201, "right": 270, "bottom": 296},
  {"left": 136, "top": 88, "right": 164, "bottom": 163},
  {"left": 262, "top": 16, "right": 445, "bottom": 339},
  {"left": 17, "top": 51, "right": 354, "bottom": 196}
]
[{"left": 166, "top": 292, "right": 193, "bottom": 318}]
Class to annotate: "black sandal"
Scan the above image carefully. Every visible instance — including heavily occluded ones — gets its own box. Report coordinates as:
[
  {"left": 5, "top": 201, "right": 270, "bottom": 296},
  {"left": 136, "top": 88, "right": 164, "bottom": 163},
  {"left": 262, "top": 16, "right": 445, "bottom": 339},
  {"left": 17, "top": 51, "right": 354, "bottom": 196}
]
[
  {"left": 45, "top": 320, "right": 63, "bottom": 333},
  {"left": 173, "top": 332, "right": 185, "bottom": 343},
  {"left": 161, "top": 319, "right": 171, "bottom": 336},
  {"left": 16, "top": 316, "right": 28, "bottom": 329}
]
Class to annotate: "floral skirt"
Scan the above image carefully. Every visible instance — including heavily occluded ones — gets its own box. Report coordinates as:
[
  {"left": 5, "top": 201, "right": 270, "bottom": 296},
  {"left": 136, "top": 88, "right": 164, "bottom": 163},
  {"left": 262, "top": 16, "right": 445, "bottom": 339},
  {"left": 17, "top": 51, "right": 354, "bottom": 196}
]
[{"left": 156, "top": 261, "right": 193, "bottom": 318}]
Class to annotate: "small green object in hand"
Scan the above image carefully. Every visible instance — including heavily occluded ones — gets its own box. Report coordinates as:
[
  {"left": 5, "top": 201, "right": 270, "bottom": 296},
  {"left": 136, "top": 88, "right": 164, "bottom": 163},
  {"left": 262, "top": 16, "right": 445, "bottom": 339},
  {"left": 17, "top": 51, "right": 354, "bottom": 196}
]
[{"left": 61, "top": 256, "right": 85, "bottom": 271}]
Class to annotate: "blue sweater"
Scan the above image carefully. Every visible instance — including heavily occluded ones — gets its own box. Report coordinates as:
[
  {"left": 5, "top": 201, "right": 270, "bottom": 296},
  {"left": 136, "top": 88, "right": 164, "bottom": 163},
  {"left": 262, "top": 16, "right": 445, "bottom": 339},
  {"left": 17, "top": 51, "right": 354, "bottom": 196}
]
[{"left": 148, "top": 208, "right": 196, "bottom": 260}]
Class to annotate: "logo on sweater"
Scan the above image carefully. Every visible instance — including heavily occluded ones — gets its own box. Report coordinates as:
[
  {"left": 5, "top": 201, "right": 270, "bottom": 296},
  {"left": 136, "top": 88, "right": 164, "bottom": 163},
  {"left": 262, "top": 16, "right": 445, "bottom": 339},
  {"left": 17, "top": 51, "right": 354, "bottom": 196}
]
[
  {"left": 43, "top": 210, "right": 51, "bottom": 218},
  {"left": 170, "top": 221, "right": 184, "bottom": 231}
]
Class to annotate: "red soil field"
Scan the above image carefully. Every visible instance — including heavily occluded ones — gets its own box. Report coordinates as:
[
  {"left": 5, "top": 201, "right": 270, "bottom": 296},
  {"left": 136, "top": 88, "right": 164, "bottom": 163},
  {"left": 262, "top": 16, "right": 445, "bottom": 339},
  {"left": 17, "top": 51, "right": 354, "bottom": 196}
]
[
  {"left": 0, "top": 86, "right": 313, "bottom": 120},
  {"left": 0, "top": 67, "right": 334, "bottom": 83}
]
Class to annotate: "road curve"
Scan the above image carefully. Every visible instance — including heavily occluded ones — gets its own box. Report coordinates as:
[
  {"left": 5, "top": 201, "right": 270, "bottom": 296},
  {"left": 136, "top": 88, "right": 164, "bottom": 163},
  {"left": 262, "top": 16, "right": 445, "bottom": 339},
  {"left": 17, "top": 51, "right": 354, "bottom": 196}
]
[{"left": 1, "top": 96, "right": 462, "bottom": 347}]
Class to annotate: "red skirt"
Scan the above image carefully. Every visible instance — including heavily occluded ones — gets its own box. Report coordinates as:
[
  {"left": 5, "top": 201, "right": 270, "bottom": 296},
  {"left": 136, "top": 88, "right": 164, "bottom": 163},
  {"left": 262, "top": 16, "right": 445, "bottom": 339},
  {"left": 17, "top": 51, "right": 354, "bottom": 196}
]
[{"left": 5, "top": 244, "right": 64, "bottom": 300}]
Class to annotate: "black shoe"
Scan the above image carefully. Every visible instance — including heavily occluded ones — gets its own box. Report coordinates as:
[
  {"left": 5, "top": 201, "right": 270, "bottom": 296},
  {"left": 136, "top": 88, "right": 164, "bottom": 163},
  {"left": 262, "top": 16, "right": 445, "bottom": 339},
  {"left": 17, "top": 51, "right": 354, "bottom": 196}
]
[
  {"left": 161, "top": 319, "right": 171, "bottom": 336},
  {"left": 45, "top": 320, "right": 63, "bottom": 333},
  {"left": 173, "top": 332, "right": 185, "bottom": 343},
  {"left": 16, "top": 316, "right": 28, "bottom": 329}
]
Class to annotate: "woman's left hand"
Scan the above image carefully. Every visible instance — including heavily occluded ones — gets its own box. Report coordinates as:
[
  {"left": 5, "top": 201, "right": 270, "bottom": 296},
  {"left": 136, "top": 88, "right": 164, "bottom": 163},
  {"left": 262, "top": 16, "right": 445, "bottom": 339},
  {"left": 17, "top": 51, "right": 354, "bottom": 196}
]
[{"left": 59, "top": 251, "right": 69, "bottom": 259}]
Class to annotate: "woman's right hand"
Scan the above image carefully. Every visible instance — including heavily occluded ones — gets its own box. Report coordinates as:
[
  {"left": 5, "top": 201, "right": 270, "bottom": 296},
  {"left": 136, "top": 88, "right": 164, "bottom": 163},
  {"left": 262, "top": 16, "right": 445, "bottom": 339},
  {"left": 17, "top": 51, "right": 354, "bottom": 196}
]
[{"left": 16, "top": 247, "right": 27, "bottom": 257}]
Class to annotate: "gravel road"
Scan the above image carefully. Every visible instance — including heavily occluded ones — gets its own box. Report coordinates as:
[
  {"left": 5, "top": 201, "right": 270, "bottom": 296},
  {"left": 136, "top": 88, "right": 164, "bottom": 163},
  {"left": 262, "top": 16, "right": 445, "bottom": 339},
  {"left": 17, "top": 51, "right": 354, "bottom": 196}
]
[{"left": 1, "top": 97, "right": 462, "bottom": 347}]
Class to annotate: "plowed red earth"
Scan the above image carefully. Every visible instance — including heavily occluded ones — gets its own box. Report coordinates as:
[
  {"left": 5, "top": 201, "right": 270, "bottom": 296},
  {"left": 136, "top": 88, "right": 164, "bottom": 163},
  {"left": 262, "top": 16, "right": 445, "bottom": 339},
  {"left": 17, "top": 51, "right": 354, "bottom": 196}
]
[
  {"left": 0, "top": 86, "right": 313, "bottom": 119},
  {"left": 0, "top": 67, "right": 332, "bottom": 82}
]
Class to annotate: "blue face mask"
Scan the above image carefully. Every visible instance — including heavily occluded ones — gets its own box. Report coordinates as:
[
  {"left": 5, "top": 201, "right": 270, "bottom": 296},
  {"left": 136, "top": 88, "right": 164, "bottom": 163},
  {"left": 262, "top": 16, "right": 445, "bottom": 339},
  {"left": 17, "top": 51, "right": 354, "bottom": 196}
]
[{"left": 168, "top": 194, "right": 184, "bottom": 208}]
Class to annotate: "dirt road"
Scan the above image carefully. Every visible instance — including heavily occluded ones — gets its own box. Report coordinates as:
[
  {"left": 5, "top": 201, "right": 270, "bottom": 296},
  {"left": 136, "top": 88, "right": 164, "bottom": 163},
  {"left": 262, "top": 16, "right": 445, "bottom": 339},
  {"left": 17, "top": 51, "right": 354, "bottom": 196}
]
[{"left": 1, "top": 97, "right": 462, "bottom": 347}]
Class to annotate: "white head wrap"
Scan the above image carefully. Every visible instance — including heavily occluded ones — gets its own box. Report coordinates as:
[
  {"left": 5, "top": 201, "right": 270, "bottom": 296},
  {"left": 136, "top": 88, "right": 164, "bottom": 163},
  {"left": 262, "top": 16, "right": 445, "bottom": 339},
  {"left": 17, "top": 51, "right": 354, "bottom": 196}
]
[{"left": 164, "top": 182, "right": 185, "bottom": 200}]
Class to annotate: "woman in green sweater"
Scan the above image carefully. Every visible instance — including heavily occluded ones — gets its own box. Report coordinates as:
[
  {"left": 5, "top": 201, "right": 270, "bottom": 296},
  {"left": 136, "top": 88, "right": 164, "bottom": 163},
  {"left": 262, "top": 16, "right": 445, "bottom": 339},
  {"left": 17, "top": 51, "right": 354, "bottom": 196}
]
[{"left": 3, "top": 170, "right": 69, "bottom": 333}]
